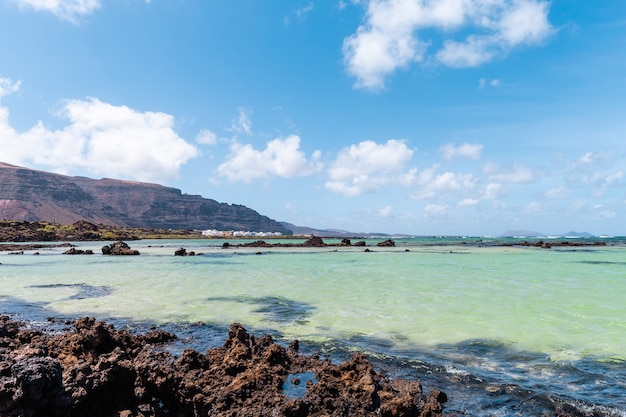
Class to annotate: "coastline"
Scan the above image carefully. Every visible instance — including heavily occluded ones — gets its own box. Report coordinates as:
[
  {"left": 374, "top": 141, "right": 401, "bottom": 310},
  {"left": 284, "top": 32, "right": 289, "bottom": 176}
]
[
  {"left": 2, "top": 226, "right": 626, "bottom": 415},
  {"left": 0, "top": 314, "right": 448, "bottom": 417}
]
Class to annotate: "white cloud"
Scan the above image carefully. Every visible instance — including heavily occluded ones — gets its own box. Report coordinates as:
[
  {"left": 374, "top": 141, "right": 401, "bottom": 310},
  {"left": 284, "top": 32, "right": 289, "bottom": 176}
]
[
  {"left": 0, "top": 82, "right": 197, "bottom": 183},
  {"left": 0, "top": 78, "right": 21, "bottom": 97},
  {"left": 543, "top": 186, "right": 571, "bottom": 200},
  {"left": 481, "top": 182, "right": 505, "bottom": 199},
  {"left": 344, "top": 0, "right": 553, "bottom": 90},
  {"left": 284, "top": 2, "right": 314, "bottom": 24},
  {"left": 297, "top": 2, "right": 314, "bottom": 18},
  {"left": 525, "top": 201, "right": 540, "bottom": 214},
  {"left": 424, "top": 203, "right": 448, "bottom": 218},
  {"left": 479, "top": 78, "right": 501, "bottom": 88},
  {"left": 217, "top": 135, "right": 319, "bottom": 182},
  {"left": 13, "top": 0, "right": 101, "bottom": 22},
  {"left": 325, "top": 139, "right": 415, "bottom": 196},
  {"left": 458, "top": 198, "right": 479, "bottom": 207},
  {"left": 196, "top": 129, "right": 218, "bottom": 145},
  {"left": 483, "top": 162, "right": 537, "bottom": 183},
  {"left": 440, "top": 142, "right": 483, "bottom": 160},
  {"left": 411, "top": 167, "right": 478, "bottom": 200},
  {"left": 593, "top": 171, "right": 624, "bottom": 198},
  {"left": 567, "top": 151, "right": 623, "bottom": 197},
  {"left": 377, "top": 205, "right": 393, "bottom": 218},
  {"left": 229, "top": 108, "right": 253, "bottom": 135}
]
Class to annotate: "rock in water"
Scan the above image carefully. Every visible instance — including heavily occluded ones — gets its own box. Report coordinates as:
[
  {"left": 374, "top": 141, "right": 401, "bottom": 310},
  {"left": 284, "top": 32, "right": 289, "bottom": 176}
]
[{"left": 101, "top": 241, "right": 140, "bottom": 255}]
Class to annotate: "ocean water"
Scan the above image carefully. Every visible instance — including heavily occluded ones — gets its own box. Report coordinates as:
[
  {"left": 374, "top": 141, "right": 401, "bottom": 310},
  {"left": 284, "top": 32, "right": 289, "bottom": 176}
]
[{"left": 1, "top": 237, "right": 625, "bottom": 416}]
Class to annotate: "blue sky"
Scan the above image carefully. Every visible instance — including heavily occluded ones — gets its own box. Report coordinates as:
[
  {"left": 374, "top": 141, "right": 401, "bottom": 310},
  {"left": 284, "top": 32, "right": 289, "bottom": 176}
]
[{"left": 1, "top": 0, "right": 625, "bottom": 236}]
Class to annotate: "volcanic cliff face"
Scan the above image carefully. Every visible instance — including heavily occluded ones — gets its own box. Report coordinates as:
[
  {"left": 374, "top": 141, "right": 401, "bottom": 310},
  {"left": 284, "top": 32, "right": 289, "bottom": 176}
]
[{"left": 0, "top": 162, "right": 290, "bottom": 233}]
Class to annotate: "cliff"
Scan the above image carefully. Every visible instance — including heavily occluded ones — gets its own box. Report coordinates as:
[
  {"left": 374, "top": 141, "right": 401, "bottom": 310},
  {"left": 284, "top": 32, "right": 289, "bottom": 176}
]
[{"left": 0, "top": 162, "right": 290, "bottom": 234}]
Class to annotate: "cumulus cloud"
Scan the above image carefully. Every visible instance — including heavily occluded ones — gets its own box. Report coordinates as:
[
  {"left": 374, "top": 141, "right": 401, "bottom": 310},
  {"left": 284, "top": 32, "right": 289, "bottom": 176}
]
[
  {"left": 325, "top": 139, "right": 415, "bottom": 196},
  {"left": 377, "top": 205, "right": 393, "bottom": 218},
  {"left": 0, "top": 78, "right": 21, "bottom": 97},
  {"left": 483, "top": 162, "right": 537, "bottom": 183},
  {"left": 12, "top": 0, "right": 101, "bottom": 22},
  {"left": 593, "top": 171, "right": 624, "bottom": 198},
  {"left": 567, "top": 151, "right": 623, "bottom": 197},
  {"left": 410, "top": 165, "right": 478, "bottom": 200},
  {"left": 344, "top": 0, "right": 553, "bottom": 90},
  {"left": 440, "top": 142, "right": 483, "bottom": 160},
  {"left": 196, "top": 129, "right": 218, "bottom": 145},
  {"left": 424, "top": 203, "right": 448, "bottom": 218},
  {"left": 0, "top": 80, "right": 197, "bottom": 183},
  {"left": 217, "top": 135, "right": 320, "bottom": 182},
  {"left": 481, "top": 182, "right": 505, "bottom": 199},
  {"left": 458, "top": 198, "right": 479, "bottom": 207}
]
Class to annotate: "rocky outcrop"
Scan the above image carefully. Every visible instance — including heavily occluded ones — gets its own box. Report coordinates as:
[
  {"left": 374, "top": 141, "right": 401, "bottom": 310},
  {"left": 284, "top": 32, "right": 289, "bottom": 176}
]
[
  {"left": 0, "top": 162, "right": 290, "bottom": 234},
  {"left": 377, "top": 239, "right": 396, "bottom": 247},
  {"left": 174, "top": 248, "right": 196, "bottom": 256},
  {"left": 0, "top": 316, "right": 448, "bottom": 417},
  {"left": 222, "top": 237, "right": 382, "bottom": 249},
  {"left": 101, "top": 241, "right": 140, "bottom": 256},
  {"left": 302, "top": 236, "right": 325, "bottom": 247},
  {"left": 63, "top": 248, "right": 94, "bottom": 255},
  {"left": 500, "top": 240, "right": 607, "bottom": 249},
  {"left": 0, "top": 242, "right": 73, "bottom": 252}
]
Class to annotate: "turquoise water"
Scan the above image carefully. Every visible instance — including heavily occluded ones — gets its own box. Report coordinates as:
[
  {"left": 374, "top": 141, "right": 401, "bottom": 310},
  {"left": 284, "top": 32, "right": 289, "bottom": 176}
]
[{"left": 1, "top": 237, "right": 625, "bottom": 415}]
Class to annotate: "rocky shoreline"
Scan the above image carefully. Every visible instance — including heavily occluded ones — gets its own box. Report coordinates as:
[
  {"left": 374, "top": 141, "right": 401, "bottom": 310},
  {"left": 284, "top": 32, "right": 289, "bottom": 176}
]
[
  {"left": 0, "top": 315, "right": 448, "bottom": 417},
  {"left": 0, "top": 220, "right": 201, "bottom": 243}
]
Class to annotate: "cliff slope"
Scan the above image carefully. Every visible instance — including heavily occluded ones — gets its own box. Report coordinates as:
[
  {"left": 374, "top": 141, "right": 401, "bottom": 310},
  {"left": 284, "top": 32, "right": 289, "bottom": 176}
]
[{"left": 0, "top": 162, "right": 289, "bottom": 233}]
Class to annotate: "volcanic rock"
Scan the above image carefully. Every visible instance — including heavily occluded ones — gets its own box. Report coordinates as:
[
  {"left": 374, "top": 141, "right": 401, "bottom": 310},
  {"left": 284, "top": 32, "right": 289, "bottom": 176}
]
[
  {"left": 101, "top": 241, "right": 140, "bottom": 256},
  {"left": 302, "top": 236, "right": 325, "bottom": 247},
  {"left": 0, "top": 316, "right": 449, "bottom": 417}
]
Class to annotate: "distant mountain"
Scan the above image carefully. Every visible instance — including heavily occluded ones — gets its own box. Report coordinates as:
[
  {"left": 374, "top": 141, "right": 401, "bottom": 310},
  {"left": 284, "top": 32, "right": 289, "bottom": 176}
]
[
  {"left": 501, "top": 229, "right": 596, "bottom": 238},
  {"left": 562, "top": 231, "right": 595, "bottom": 238},
  {"left": 0, "top": 162, "right": 290, "bottom": 234},
  {"left": 280, "top": 222, "right": 390, "bottom": 238}
]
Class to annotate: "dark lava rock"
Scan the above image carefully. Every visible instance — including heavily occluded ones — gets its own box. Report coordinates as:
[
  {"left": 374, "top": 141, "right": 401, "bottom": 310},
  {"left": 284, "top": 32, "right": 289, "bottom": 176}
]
[
  {"left": 63, "top": 248, "right": 94, "bottom": 255},
  {"left": 101, "top": 241, "right": 140, "bottom": 256},
  {"left": 0, "top": 316, "right": 448, "bottom": 417},
  {"left": 174, "top": 248, "right": 196, "bottom": 256},
  {"left": 377, "top": 239, "right": 396, "bottom": 247},
  {"left": 302, "top": 236, "right": 325, "bottom": 247}
]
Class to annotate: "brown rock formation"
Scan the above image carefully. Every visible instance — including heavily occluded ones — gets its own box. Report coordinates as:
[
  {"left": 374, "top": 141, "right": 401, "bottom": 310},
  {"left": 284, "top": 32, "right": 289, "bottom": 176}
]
[
  {"left": 0, "top": 316, "right": 449, "bottom": 417},
  {"left": 101, "top": 241, "right": 140, "bottom": 256}
]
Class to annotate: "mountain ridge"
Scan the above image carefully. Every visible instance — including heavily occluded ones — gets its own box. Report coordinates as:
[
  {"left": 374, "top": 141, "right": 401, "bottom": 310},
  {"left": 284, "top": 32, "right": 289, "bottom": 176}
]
[{"left": 0, "top": 162, "right": 290, "bottom": 234}]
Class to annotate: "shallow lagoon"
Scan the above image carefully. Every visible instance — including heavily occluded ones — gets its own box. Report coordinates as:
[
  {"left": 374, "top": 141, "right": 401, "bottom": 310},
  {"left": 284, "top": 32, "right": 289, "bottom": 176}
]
[{"left": 1, "top": 237, "right": 625, "bottom": 416}]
